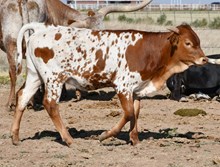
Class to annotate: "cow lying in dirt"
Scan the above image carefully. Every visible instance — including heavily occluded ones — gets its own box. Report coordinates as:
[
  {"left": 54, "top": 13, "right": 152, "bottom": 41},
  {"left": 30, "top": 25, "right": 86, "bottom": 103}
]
[
  {"left": 11, "top": 22, "right": 207, "bottom": 146},
  {"left": 167, "top": 54, "right": 220, "bottom": 102}
]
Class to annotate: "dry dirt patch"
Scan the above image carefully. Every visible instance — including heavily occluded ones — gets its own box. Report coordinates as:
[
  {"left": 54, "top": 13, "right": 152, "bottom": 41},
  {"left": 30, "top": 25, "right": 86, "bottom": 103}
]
[{"left": 0, "top": 85, "right": 220, "bottom": 167}]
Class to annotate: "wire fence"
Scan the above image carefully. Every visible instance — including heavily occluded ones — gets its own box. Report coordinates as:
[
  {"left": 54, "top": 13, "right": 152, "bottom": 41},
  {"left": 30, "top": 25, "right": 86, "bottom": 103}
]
[{"left": 67, "top": 2, "right": 220, "bottom": 11}]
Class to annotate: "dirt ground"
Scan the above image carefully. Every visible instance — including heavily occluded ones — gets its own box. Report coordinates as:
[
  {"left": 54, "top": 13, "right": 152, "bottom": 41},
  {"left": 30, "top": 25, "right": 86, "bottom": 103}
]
[{"left": 0, "top": 84, "right": 220, "bottom": 167}]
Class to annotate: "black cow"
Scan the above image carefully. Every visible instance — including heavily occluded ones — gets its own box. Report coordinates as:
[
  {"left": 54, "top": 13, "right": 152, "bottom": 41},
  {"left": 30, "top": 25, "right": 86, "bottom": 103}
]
[{"left": 167, "top": 54, "right": 220, "bottom": 101}]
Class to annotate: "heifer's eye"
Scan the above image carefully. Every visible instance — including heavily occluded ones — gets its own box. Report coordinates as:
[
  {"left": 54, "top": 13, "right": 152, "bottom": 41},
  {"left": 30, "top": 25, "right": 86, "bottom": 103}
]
[{"left": 185, "top": 41, "right": 192, "bottom": 47}]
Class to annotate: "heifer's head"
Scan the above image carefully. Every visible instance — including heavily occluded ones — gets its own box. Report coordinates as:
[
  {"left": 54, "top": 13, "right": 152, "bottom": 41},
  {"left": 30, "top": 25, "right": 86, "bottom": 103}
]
[{"left": 168, "top": 24, "right": 207, "bottom": 67}]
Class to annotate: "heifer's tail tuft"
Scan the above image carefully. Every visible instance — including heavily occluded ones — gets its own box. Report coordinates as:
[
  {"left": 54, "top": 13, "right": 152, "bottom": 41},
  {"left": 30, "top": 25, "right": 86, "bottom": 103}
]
[
  {"left": 16, "top": 22, "right": 47, "bottom": 75},
  {"left": 208, "top": 58, "right": 220, "bottom": 65}
]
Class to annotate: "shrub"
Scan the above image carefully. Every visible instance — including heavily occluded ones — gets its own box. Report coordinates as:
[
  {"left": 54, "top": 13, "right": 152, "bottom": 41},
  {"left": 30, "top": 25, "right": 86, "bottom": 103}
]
[
  {"left": 209, "top": 17, "right": 220, "bottom": 29},
  {"left": 104, "top": 15, "right": 110, "bottom": 21},
  {"left": 157, "top": 13, "right": 167, "bottom": 25},
  {"left": 118, "top": 14, "right": 127, "bottom": 22},
  {"left": 165, "top": 20, "right": 173, "bottom": 26},
  {"left": 144, "top": 16, "right": 154, "bottom": 24},
  {"left": 191, "top": 18, "right": 207, "bottom": 28},
  {"left": 126, "top": 17, "right": 134, "bottom": 23}
]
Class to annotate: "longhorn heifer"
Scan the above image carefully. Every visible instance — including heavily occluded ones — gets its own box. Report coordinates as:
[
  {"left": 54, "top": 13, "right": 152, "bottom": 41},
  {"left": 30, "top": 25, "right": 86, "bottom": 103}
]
[
  {"left": 11, "top": 23, "right": 207, "bottom": 146},
  {"left": 0, "top": 0, "right": 152, "bottom": 109}
]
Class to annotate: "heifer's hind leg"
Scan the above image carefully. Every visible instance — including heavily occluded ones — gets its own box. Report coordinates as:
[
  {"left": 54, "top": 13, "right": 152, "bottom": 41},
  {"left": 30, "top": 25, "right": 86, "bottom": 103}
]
[
  {"left": 99, "top": 92, "right": 139, "bottom": 145},
  {"left": 129, "top": 99, "right": 140, "bottom": 145},
  {"left": 43, "top": 84, "right": 74, "bottom": 146},
  {"left": 11, "top": 73, "right": 41, "bottom": 145}
]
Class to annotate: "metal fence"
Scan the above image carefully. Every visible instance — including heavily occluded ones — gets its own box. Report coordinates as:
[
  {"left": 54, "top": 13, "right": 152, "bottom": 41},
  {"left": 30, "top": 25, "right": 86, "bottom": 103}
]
[{"left": 66, "top": 1, "right": 220, "bottom": 11}]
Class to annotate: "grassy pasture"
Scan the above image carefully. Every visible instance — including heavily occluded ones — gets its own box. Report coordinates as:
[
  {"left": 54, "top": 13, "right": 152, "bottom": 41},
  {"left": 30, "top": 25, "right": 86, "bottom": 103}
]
[{"left": 107, "top": 10, "right": 220, "bottom": 26}]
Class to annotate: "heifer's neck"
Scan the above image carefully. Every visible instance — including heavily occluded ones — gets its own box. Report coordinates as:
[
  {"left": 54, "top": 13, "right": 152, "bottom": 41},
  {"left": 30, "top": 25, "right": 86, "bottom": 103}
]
[
  {"left": 150, "top": 46, "right": 190, "bottom": 91},
  {"left": 142, "top": 32, "right": 190, "bottom": 91}
]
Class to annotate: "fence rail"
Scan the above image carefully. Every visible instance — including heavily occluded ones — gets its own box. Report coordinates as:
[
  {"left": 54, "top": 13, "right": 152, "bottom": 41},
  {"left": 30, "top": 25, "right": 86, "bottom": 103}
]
[{"left": 67, "top": 2, "right": 220, "bottom": 11}]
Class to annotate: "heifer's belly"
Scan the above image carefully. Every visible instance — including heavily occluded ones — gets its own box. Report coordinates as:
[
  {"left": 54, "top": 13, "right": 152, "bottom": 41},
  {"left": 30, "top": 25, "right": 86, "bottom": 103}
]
[{"left": 133, "top": 80, "right": 157, "bottom": 97}]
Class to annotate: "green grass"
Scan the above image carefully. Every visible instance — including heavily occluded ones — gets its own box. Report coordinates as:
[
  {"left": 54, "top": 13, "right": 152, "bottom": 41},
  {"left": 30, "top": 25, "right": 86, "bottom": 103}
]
[
  {"left": 174, "top": 108, "right": 207, "bottom": 117},
  {"left": 0, "top": 75, "right": 10, "bottom": 85}
]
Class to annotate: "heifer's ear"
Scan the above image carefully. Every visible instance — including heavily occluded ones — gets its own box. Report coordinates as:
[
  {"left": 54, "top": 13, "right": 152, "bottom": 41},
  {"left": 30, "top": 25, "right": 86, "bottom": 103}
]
[{"left": 167, "top": 32, "right": 179, "bottom": 46}]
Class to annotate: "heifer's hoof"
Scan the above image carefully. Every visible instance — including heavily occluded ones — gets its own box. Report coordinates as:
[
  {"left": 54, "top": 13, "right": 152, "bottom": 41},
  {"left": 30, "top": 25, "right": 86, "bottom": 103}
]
[
  {"left": 11, "top": 136, "right": 20, "bottom": 146},
  {"left": 63, "top": 137, "right": 74, "bottom": 147},
  {"left": 5, "top": 103, "right": 16, "bottom": 112},
  {"left": 99, "top": 131, "right": 109, "bottom": 142},
  {"left": 129, "top": 132, "right": 140, "bottom": 146}
]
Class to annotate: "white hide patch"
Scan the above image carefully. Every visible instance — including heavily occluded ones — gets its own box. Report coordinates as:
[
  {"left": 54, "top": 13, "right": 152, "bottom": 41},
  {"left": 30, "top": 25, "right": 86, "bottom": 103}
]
[{"left": 134, "top": 81, "right": 157, "bottom": 97}]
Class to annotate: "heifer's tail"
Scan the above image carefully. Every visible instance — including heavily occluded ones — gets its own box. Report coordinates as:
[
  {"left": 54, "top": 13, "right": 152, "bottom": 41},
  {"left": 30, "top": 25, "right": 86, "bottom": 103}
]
[
  {"left": 16, "top": 22, "right": 47, "bottom": 75},
  {"left": 208, "top": 58, "right": 220, "bottom": 65}
]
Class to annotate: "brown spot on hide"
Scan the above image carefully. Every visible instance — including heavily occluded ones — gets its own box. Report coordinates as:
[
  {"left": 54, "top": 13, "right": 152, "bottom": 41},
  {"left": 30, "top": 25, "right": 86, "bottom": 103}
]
[
  {"left": 76, "top": 46, "right": 82, "bottom": 53},
  {"left": 125, "top": 37, "right": 152, "bottom": 80},
  {"left": 27, "top": 1, "right": 38, "bottom": 10},
  {"left": 88, "top": 10, "right": 95, "bottom": 17},
  {"left": 55, "top": 33, "right": 62, "bottom": 40},
  {"left": 67, "top": 20, "right": 76, "bottom": 25},
  {"left": 8, "top": 3, "right": 18, "bottom": 13},
  {"left": 106, "top": 47, "right": 109, "bottom": 54},
  {"left": 91, "top": 47, "right": 95, "bottom": 52},
  {"left": 132, "top": 33, "right": 136, "bottom": 41},
  {"left": 91, "top": 31, "right": 101, "bottom": 41},
  {"left": 118, "top": 61, "right": 121, "bottom": 68},
  {"left": 35, "top": 47, "right": 54, "bottom": 63},
  {"left": 93, "top": 49, "right": 105, "bottom": 73}
]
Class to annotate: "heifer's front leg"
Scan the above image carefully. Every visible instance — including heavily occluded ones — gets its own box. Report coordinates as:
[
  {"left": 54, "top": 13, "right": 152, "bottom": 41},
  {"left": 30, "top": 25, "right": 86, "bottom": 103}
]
[
  {"left": 99, "top": 93, "right": 139, "bottom": 145},
  {"left": 43, "top": 86, "right": 74, "bottom": 147}
]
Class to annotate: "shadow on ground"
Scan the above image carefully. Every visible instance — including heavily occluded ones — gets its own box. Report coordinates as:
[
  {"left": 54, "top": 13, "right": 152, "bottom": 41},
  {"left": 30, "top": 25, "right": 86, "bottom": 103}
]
[{"left": 21, "top": 127, "right": 205, "bottom": 146}]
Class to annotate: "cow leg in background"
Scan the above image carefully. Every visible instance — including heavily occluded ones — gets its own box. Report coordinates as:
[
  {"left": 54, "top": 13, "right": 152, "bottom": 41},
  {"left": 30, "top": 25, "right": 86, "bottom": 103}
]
[
  {"left": 43, "top": 84, "right": 74, "bottom": 146},
  {"left": 99, "top": 92, "right": 139, "bottom": 145},
  {"left": 5, "top": 37, "right": 17, "bottom": 110},
  {"left": 11, "top": 73, "right": 41, "bottom": 145}
]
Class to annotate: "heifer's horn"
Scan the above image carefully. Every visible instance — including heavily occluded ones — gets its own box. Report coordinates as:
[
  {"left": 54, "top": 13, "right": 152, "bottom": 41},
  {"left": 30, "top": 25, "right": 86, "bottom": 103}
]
[
  {"left": 98, "top": 0, "right": 153, "bottom": 17},
  {"left": 167, "top": 27, "right": 180, "bottom": 34}
]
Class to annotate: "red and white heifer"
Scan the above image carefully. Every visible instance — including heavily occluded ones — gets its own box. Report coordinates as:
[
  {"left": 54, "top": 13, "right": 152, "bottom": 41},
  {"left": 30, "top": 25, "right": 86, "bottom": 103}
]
[
  {"left": 1, "top": 0, "right": 152, "bottom": 109},
  {"left": 11, "top": 23, "right": 207, "bottom": 146}
]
